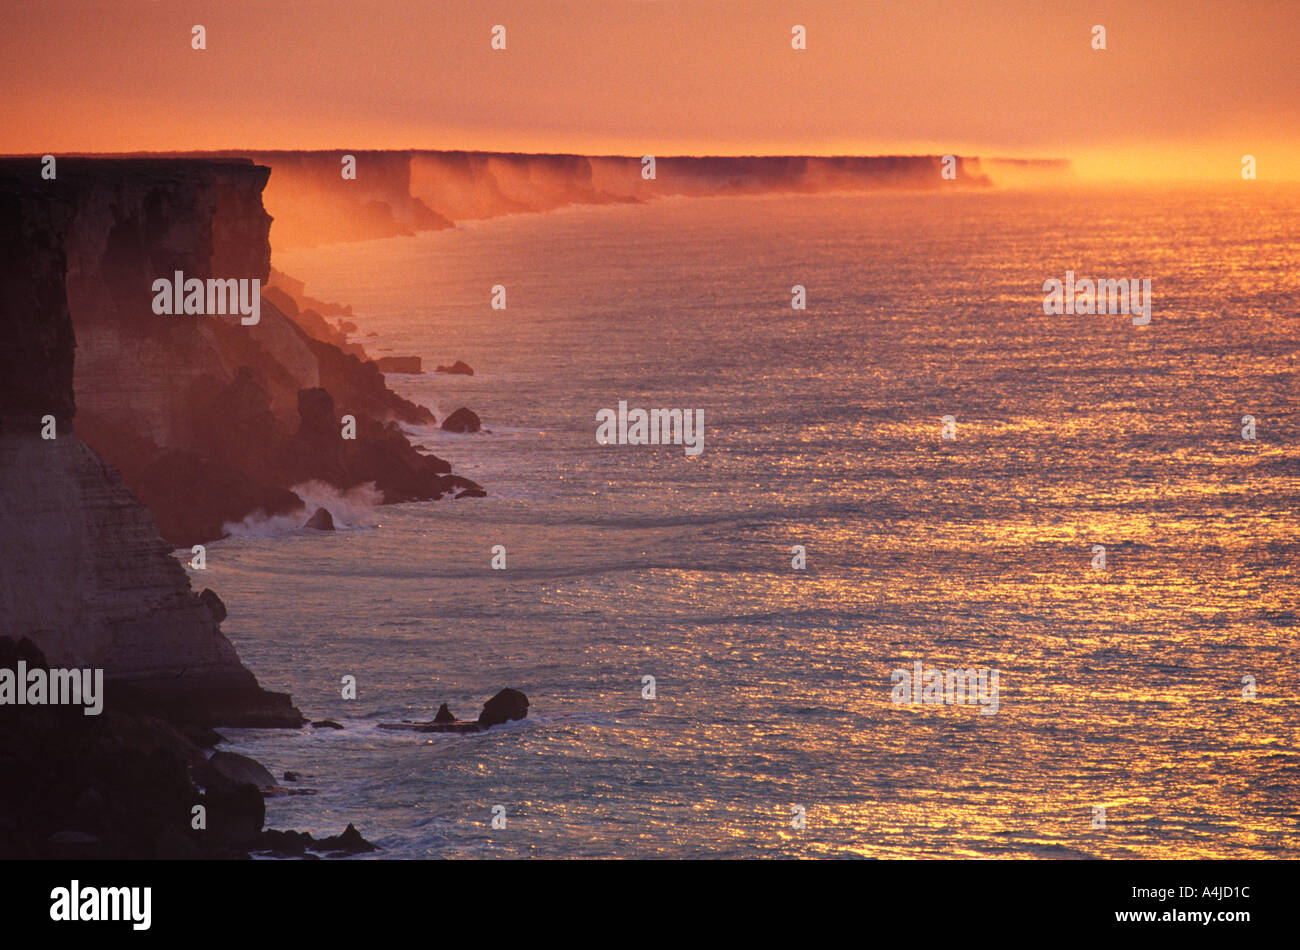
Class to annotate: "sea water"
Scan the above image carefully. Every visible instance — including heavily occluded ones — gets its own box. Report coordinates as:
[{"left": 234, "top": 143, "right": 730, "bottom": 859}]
[{"left": 196, "top": 188, "right": 1300, "bottom": 858}]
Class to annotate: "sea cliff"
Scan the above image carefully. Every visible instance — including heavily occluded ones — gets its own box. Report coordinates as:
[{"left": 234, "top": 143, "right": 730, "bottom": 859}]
[
  {"left": 0, "top": 159, "right": 301, "bottom": 728},
  {"left": 4, "top": 158, "right": 474, "bottom": 548}
]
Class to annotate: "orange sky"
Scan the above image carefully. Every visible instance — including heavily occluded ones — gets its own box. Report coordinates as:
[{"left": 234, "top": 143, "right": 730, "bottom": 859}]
[{"left": 2, "top": 0, "right": 1298, "bottom": 180}]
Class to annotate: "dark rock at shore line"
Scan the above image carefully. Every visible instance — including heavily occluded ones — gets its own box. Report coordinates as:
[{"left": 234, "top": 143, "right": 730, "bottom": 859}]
[
  {"left": 276, "top": 386, "right": 454, "bottom": 506},
  {"left": 435, "top": 360, "right": 474, "bottom": 376},
  {"left": 377, "top": 688, "right": 530, "bottom": 734},
  {"left": 444, "top": 474, "right": 485, "bottom": 494},
  {"left": 441, "top": 407, "right": 482, "bottom": 433},
  {"left": 304, "top": 507, "right": 335, "bottom": 531},
  {"left": 374, "top": 355, "right": 423, "bottom": 374},
  {"left": 283, "top": 771, "right": 300, "bottom": 782},
  {"left": 455, "top": 488, "right": 488, "bottom": 499},
  {"left": 312, "top": 720, "right": 344, "bottom": 730},
  {"left": 257, "top": 829, "right": 309, "bottom": 857},
  {"left": 203, "top": 779, "right": 267, "bottom": 846},
  {"left": 176, "top": 723, "right": 226, "bottom": 749},
  {"left": 202, "top": 751, "right": 278, "bottom": 791},
  {"left": 479, "top": 687, "right": 530, "bottom": 728},
  {"left": 0, "top": 635, "right": 272, "bottom": 859},
  {"left": 198, "top": 588, "right": 228, "bottom": 623},
  {"left": 257, "top": 823, "right": 378, "bottom": 858},
  {"left": 317, "top": 823, "right": 378, "bottom": 853},
  {"left": 104, "top": 676, "right": 306, "bottom": 730}
]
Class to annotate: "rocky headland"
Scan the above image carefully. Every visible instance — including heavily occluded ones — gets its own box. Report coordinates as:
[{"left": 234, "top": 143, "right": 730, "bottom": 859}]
[
  {"left": 0, "top": 159, "right": 387, "bottom": 858},
  {"left": 0, "top": 157, "right": 481, "bottom": 548},
  {"left": 80, "top": 149, "right": 1071, "bottom": 252}
]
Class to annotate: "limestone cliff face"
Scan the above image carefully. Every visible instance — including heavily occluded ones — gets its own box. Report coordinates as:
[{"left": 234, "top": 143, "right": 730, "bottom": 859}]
[
  {"left": 97, "top": 150, "right": 1066, "bottom": 249},
  {"left": 234, "top": 149, "right": 451, "bottom": 249},
  {"left": 17, "top": 159, "right": 459, "bottom": 547},
  {"left": 65, "top": 160, "right": 277, "bottom": 448},
  {"left": 414, "top": 152, "right": 996, "bottom": 218},
  {"left": 0, "top": 435, "right": 242, "bottom": 680},
  {"left": 0, "top": 161, "right": 300, "bottom": 727},
  {"left": 251, "top": 150, "right": 1004, "bottom": 245}
]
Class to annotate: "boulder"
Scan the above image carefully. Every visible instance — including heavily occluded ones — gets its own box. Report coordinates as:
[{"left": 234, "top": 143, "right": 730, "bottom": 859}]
[
  {"left": 202, "top": 781, "right": 265, "bottom": 845},
  {"left": 304, "top": 507, "right": 335, "bottom": 531},
  {"left": 435, "top": 360, "right": 474, "bottom": 376},
  {"left": 204, "top": 751, "right": 277, "bottom": 790},
  {"left": 433, "top": 703, "right": 455, "bottom": 724},
  {"left": 478, "top": 688, "right": 529, "bottom": 728},
  {"left": 198, "top": 588, "right": 228, "bottom": 623},
  {"left": 441, "top": 407, "right": 482, "bottom": 433}
]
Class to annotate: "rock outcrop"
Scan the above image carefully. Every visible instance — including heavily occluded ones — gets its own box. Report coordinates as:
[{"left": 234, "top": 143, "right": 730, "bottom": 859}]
[
  {"left": 0, "top": 637, "right": 282, "bottom": 859},
  {"left": 441, "top": 407, "right": 482, "bottom": 433},
  {"left": 1, "top": 158, "right": 465, "bottom": 547},
  {"left": 0, "top": 161, "right": 301, "bottom": 730},
  {"left": 478, "top": 687, "right": 530, "bottom": 728},
  {"left": 378, "top": 688, "right": 529, "bottom": 734},
  {"left": 304, "top": 507, "right": 335, "bottom": 531}
]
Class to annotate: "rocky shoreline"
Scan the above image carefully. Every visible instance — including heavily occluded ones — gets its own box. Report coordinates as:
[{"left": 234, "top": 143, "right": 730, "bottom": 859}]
[
  {"left": 0, "top": 635, "right": 379, "bottom": 860},
  {"left": 0, "top": 157, "right": 487, "bottom": 858},
  {"left": 4, "top": 158, "right": 484, "bottom": 549}
]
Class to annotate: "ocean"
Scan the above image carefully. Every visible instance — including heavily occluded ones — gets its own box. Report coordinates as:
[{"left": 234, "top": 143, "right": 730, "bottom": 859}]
[{"left": 192, "top": 188, "right": 1300, "bottom": 858}]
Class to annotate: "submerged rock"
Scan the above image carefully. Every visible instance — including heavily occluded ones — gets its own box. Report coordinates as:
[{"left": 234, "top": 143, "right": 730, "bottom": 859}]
[
  {"left": 312, "top": 720, "right": 343, "bottom": 730},
  {"left": 441, "top": 407, "right": 482, "bottom": 433},
  {"left": 304, "top": 507, "right": 335, "bottom": 531},
  {"left": 455, "top": 488, "right": 488, "bottom": 499}
]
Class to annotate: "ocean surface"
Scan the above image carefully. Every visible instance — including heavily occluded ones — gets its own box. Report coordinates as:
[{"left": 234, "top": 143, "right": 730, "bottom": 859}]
[{"left": 192, "top": 188, "right": 1300, "bottom": 858}]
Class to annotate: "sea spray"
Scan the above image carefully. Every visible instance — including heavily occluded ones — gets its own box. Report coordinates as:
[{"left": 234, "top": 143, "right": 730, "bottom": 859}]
[{"left": 219, "top": 481, "right": 385, "bottom": 538}]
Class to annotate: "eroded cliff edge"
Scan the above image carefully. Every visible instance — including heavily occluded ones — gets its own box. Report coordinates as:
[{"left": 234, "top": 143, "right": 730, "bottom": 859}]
[
  {"left": 0, "top": 160, "right": 303, "bottom": 728},
  {"left": 7, "top": 158, "right": 476, "bottom": 548}
]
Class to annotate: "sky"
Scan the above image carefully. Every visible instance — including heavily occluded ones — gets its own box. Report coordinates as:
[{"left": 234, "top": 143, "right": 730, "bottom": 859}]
[{"left": 2, "top": 0, "right": 1298, "bottom": 180}]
